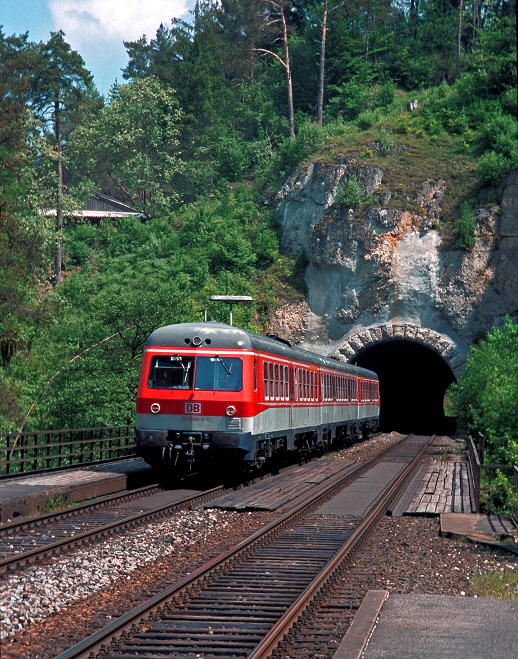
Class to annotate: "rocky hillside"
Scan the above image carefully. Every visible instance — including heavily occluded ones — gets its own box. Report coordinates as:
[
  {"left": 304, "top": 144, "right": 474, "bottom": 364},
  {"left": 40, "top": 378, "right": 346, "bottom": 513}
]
[{"left": 271, "top": 144, "right": 518, "bottom": 373}]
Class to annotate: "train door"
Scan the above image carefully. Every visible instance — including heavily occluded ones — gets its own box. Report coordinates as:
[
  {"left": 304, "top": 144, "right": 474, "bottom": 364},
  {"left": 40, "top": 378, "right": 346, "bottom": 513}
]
[{"left": 288, "top": 365, "right": 294, "bottom": 435}]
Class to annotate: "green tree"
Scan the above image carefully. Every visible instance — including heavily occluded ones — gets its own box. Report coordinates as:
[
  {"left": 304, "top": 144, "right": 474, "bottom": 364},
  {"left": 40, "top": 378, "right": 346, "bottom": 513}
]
[
  {"left": 69, "top": 77, "right": 184, "bottom": 216},
  {"left": 0, "top": 30, "right": 51, "bottom": 370},
  {"left": 31, "top": 31, "right": 97, "bottom": 285},
  {"left": 451, "top": 318, "right": 518, "bottom": 512}
]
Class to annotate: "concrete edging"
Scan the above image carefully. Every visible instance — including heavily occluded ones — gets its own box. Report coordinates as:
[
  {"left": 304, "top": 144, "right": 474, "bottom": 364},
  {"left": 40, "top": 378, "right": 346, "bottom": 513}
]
[{"left": 333, "top": 589, "right": 389, "bottom": 659}]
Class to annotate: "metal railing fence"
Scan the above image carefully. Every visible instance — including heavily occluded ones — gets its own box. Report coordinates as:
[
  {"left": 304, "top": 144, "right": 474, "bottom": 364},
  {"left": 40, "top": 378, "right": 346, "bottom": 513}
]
[
  {"left": 0, "top": 425, "right": 136, "bottom": 479},
  {"left": 467, "top": 434, "right": 518, "bottom": 521}
]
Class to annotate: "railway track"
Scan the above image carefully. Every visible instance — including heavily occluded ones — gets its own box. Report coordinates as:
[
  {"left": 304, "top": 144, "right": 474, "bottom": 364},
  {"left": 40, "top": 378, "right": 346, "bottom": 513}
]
[
  {"left": 0, "top": 436, "right": 384, "bottom": 574},
  {"left": 0, "top": 483, "right": 226, "bottom": 574},
  {"left": 52, "top": 433, "right": 432, "bottom": 659}
]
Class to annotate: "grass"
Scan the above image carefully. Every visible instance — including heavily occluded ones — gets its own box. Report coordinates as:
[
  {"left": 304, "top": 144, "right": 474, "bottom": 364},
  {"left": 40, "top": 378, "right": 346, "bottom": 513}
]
[
  {"left": 318, "top": 127, "right": 478, "bottom": 224},
  {"left": 36, "top": 494, "right": 73, "bottom": 514},
  {"left": 471, "top": 570, "right": 518, "bottom": 600}
]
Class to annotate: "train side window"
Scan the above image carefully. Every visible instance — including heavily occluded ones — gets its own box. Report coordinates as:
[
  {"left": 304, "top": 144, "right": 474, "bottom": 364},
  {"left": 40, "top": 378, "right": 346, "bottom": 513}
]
[
  {"left": 274, "top": 363, "right": 279, "bottom": 400},
  {"left": 263, "top": 362, "right": 269, "bottom": 399},
  {"left": 284, "top": 365, "right": 289, "bottom": 400},
  {"left": 254, "top": 358, "right": 257, "bottom": 392},
  {"left": 269, "top": 362, "right": 274, "bottom": 400}
]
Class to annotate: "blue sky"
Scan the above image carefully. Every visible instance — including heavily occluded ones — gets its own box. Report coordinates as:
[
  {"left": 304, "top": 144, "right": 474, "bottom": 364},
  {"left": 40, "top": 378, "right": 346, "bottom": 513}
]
[{"left": 1, "top": 0, "right": 195, "bottom": 96}]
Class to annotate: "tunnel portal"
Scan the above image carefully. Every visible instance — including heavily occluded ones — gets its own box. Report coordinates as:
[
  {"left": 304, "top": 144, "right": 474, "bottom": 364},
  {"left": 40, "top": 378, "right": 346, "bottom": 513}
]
[{"left": 353, "top": 339, "right": 456, "bottom": 435}]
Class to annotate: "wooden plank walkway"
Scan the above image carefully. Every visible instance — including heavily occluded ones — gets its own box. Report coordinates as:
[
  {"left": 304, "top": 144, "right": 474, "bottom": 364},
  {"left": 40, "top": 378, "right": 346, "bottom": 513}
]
[
  {"left": 207, "top": 459, "right": 355, "bottom": 512},
  {"left": 407, "top": 461, "right": 472, "bottom": 514}
]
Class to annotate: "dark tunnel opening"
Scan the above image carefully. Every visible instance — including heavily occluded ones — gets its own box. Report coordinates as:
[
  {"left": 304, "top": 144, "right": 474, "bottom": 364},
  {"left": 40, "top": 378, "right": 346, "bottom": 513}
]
[{"left": 353, "top": 339, "right": 456, "bottom": 435}]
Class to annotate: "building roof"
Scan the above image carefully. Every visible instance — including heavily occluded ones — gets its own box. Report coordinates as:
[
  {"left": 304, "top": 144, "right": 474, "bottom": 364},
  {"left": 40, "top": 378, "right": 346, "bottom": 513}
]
[{"left": 43, "top": 192, "right": 144, "bottom": 220}]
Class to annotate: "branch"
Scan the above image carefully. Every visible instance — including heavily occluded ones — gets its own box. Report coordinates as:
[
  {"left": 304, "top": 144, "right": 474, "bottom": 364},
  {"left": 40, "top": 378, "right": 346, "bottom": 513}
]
[
  {"left": 9, "top": 329, "right": 134, "bottom": 454},
  {"left": 253, "top": 48, "right": 287, "bottom": 69}
]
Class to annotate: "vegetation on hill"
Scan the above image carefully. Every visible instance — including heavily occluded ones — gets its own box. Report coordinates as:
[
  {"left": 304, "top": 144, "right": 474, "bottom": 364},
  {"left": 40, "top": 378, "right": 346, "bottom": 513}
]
[{"left": 0, "top": 1, "right": 516, "bottom": 437}]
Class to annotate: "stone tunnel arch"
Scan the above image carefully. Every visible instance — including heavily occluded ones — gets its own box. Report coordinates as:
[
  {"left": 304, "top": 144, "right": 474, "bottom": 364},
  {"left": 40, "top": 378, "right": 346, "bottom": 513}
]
[{"left": 337, "top": 324, "right": 465, "bottom": 435}]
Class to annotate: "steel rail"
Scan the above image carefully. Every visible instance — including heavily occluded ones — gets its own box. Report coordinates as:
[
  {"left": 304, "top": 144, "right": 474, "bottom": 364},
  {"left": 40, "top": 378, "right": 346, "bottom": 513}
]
[
  {"left": 0, "top": 485, "right": 224, "bottom": 574},
  {"left": 52, "top": 433, "right": 418, "bottom": 659},
  {"left": 0, "top": 482, "right": 162, "bottom": 536}
]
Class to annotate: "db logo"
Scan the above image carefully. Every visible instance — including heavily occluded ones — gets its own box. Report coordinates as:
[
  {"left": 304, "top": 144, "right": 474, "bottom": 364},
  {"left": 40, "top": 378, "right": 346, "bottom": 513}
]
[{"left": 184, "top": 402, "right": 202, "bottom": 414}]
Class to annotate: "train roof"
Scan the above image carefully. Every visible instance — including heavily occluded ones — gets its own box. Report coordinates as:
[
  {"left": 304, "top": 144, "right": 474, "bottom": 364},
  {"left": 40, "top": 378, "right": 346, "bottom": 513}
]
[{"left": 146, "top": 322, "right": 378, "bottom": 380}]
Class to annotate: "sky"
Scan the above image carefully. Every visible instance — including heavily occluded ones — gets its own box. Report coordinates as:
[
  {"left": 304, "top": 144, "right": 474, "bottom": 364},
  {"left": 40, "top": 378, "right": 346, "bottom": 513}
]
[{"left": 0, "top": 0, "right": 195, "bottom": 96}]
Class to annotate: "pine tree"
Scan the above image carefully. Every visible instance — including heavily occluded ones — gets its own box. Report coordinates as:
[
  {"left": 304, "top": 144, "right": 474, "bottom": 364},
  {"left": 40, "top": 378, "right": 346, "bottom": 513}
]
[{"left": 31, "top": 31, "right": 96, "bottom": 285}]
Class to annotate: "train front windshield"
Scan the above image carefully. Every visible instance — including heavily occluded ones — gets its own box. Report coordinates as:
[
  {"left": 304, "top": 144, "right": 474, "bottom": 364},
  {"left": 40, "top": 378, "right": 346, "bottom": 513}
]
[{"left": 147, "top": 355, "right": 243, "bottom": 392}]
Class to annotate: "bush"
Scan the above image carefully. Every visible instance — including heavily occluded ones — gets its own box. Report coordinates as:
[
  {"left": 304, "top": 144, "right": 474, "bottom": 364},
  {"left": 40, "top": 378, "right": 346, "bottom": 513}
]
[
  {"left": 357, "top": 109, "right": 380, "bottom": 130},
  {"left": 477, "top": 150, "right": 511, "bottom": 185},
  {"left": 378, "top": 126, "right": 394, "bottom": 156},
  {"left": 456, "top": 202, "right": 476, "bottom": 250},
  {"left": 277, "top": 120, "right": 328, "bottom": 172},
  {"left": 451, "top": 318, "right": 518, "bottom": 514},
  {"left": 337, "top": 175, "right": 364, "bottom": 207}
]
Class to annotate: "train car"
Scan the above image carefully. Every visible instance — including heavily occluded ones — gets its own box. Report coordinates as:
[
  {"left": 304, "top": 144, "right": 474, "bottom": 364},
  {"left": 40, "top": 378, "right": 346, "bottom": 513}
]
[{"left": 136, "top": 322, "right": 379, "bottom": 474}]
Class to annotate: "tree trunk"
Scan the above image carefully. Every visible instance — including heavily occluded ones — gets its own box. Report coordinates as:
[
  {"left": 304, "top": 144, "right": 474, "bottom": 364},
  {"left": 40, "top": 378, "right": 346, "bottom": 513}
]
[
  {"left": 365, "top": 0, "right": 371, "bottom": 61},
  {"left": 456, "top": 0, "right": 464, "bottom": 79},
  {"left": 316, "top": 0, "right": 328, "bottom": 124},
  {"left": 54, "top": 95, "right": 63, "bottom": 286},
  {"left": 280, "top": 3, "right": 295, "bottom": 137},
  {"left": 471, "top": 1, "right": 478, "bottom": 50}
]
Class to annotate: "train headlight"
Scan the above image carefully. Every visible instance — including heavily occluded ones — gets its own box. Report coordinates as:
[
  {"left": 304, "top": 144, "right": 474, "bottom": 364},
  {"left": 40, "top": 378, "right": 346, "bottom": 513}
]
[
  {"left": 150, "top": 403, "right": 161, "bottom": 414},
  {"left": 192, "top": 336, "right": 202, "bottom": 346},
  {"left": 226, "top": 405, "right": 236, "bottom": 416}
]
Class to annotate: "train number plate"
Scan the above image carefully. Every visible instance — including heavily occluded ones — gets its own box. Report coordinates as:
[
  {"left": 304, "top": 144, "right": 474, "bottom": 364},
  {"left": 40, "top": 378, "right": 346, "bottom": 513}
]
[{"left": 184, "top": 402, "right": 202, "bottom": 414}]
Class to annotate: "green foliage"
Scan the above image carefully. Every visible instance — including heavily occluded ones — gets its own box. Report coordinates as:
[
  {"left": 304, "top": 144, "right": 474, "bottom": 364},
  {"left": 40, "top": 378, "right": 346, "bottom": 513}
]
[
  {"left": 1, "top": 185, "right": 284, "bottom": 431},
  {"left": 477, "top": 151, "right": 512, "bottom": 186},
  {"left": 337, "top": 175, "right": 365, "bottom": 208},
  {"left": 451, "top": 318, "right": 518, "bottom": 514},
  {"left": 357, "top": 109, "right": 380, "bottom": 130},
  {"left": 0, "top": 30, "right": 54, "bottom": 368},
  {"left": 328, "top": 78, "right": 395, "bottom": 123},
  {"left": 455, "top": 202, "right": 476, "bottom": 251},
  {"left": 471, "top": 569, "right": 518, "bottom": 600},
  {"left": 378, "top": 126, "right": 394, "bottom": 156},
  {"left": 69, "top": 77, "right": 184, "bottom": 216},
  {"left": 277, "top": 120, "right": 329, "bottom": 172}
]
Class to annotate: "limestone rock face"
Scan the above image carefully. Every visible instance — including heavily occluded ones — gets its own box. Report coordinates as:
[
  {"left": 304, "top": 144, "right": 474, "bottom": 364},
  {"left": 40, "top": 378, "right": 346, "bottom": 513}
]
[{"left": 274, "top": 160, "right": 518, "bottom": 371}]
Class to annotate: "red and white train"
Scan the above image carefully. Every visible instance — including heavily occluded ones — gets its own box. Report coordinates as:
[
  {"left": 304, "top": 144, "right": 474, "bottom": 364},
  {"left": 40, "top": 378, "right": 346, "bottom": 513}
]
[{"left": 136, "top": 322, "right": 380, "bottom": 474}]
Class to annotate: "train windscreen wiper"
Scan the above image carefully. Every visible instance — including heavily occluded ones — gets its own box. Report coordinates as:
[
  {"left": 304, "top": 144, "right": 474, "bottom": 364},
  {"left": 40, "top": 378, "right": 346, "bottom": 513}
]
[{"left": 215, "top": 354, "right": 232, "bottom": 381}]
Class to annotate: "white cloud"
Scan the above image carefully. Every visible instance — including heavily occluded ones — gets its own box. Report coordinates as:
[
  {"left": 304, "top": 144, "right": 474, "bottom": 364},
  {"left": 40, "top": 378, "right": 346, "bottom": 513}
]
[
  {"left": 49, "top": 0, "right": 191, "bottom": 43},
  {"left": 48, "top": 1, "right": 194, "bottom": 94}
]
